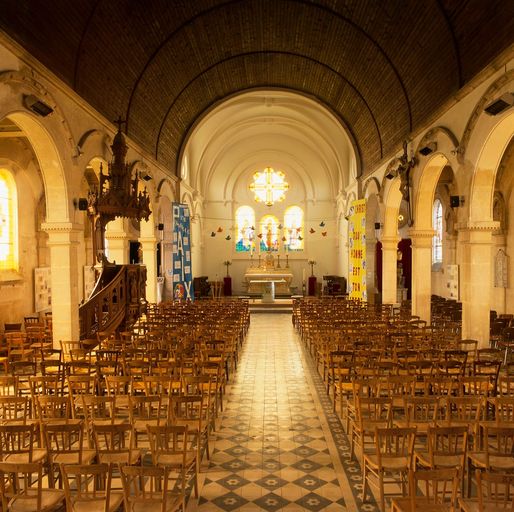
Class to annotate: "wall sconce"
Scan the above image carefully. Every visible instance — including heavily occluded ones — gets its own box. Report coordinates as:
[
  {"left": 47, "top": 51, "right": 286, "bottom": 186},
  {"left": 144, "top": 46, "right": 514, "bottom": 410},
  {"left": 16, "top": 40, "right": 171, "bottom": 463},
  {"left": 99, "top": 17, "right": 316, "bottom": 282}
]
[
  {"left": 73, "top": 198, "right": 88, "bottom": 211},
  {"left": 23, "top": 94, "right": 54, "bottom": 117},
  {"left": 484, "top": 92, "right": 514, "bottom": 115},
  {"left": 419, "top": 142, "right": 437, "bottom": 156}
]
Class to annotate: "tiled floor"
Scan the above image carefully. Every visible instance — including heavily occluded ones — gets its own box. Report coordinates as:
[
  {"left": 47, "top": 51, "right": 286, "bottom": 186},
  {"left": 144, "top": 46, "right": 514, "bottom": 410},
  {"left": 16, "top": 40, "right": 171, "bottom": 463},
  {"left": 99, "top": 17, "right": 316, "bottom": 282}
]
[{"left": 188, "top": 314, "right": 379, "bottom": 511}]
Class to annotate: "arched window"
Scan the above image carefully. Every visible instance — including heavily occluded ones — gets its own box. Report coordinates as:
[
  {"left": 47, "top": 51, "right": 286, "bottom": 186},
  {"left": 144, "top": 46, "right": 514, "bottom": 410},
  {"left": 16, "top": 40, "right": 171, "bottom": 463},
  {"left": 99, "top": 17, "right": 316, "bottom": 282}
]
[
  {"left": 0, "top": 169, "right": 18, "bottom": 271},
  {"left": 284, "top": 206, "right": 304, "bottom": 251},
  {"left": 259, "top": 214, "right": 280, "bottom": 252},
  {"left": 432, "top": 199, "right": 443, "bottom": 264},
  {"left": 235, "top": 206, "right": 255, "bottom": 252}
]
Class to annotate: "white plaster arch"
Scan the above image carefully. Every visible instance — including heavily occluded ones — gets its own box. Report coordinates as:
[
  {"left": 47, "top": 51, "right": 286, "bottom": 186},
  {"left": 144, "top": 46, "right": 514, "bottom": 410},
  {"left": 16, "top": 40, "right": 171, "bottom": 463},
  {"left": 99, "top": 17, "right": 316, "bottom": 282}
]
[
  {"left": 468, "top": 112, "right": 514, "bottom": 223},
  {"left": 382, "top": 178, "right": 403, "bottom": 237}
]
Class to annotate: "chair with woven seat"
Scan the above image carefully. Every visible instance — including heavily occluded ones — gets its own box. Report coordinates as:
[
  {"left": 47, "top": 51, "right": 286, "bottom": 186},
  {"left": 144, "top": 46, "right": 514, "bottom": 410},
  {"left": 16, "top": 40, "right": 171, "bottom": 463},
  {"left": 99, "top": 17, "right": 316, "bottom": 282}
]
[
  {"left": 362, "top": 426, "right": 417, "bottom": 512},
  {"left": 0, "top": 461, "right": 65, "bottom": 512},
  {"left": 467, "top": 424, "right": 514, "bottom": 499},
  {"left": 0, "top": 423, "right": 46, "bottom": 464},
  {"left": 92, "top": 422, "right": 142, "bottom": 467},
  {"left": 128, "top": 394, "right": 166, "bottom": 447},
  {"left": 147, "top": 424, "right": 199, "bottom": 499},
  {"left": 459, "top": 469, "right": 514, "bottom": 512},
  {"left": 42, "top": 420, "right": 96, "bottom": 487},
  {"left": 61, "top": 462, "right": 124, "bottom": 512},
  {"left": 351, "top": 396, "right": 393, "bottom": 462},
  {"left": 121, "top": 464, "right": 185, "bottom": 512},
  {"left": 390, "top": 467, "right": 460, "bottom": 512}
]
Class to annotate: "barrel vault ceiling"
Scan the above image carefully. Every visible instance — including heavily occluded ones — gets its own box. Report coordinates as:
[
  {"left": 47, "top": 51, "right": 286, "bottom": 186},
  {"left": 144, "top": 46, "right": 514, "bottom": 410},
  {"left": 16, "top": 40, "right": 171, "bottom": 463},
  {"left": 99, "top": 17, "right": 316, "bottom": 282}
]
[{"left": 1, "top": 0, "right": 513, "bottom": 177}]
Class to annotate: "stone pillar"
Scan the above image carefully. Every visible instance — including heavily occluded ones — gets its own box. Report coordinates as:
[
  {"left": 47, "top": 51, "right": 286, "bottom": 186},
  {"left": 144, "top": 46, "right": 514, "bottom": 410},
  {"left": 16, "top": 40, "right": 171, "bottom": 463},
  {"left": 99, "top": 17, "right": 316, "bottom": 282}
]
[
  {"left": 105, "top": 219, "right": 129, "bottom": 264},
  {"left": 410, "top": 230, "right": 435, "bottom": 323},
  {"left": 41, "top": 222, "right": 82, "bottom": 345},
  {"left": 460, "top": 223, "right": 497, "bottom": 348},
  {"left": 366, "top": 234, "right": 377, "bottom": 304},
  {"left": 140, "top": 236, "right": 158, "bottom": 303},
  {"left": 381, "top": 236, "right": 400, "bottom": 304}
]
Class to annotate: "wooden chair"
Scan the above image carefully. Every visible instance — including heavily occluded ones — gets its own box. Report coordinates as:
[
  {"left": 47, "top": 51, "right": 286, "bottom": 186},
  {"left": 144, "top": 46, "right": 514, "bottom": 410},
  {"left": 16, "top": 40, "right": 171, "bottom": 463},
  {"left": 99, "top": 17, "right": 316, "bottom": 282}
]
[
  {"left": 459, "top": 470, "right": 514, "bottom": 512},
  {"left": 61, "top": 462, "right": 123, "bottom": 512},
  {"left": 92, "top": 423, "right": 142, "bottom": 466},
  {"left": 0, "top": 461, "right": 65, "bottom": 512},
  {"left": 390, "top": 467, "right": 459, "bottom": 511},
  {"left": 0, "top": 396, "right": 30, "bottom": 425},
  {"left": 395, "top": 396, "right": 440, "bottom": 438},
  {"left": 467, "top": 424, "right": 514, "bottom": 498},
  {"left": 147, "top": 424, "right": 199, "bottom": 499},
  {"left": 362, "top": 426, "right": 416, "bottom": 512},
  {"left": 351, "top": 396, "right": 392, "bottom": 462},
  {"left": 121, "top": 465, "right": 185, "bottom": 512},
  {"left": 128, "top": 394, "right": 165, "bottom": 447},
  {"left": 0, "top": 423, "right": 46, "bottom": 464},
  {"left": 42, "top": 420, "right": 96, "bottom": 487},
  {"left": 169, "top": 394, "right": 209, "bottom": 466}
]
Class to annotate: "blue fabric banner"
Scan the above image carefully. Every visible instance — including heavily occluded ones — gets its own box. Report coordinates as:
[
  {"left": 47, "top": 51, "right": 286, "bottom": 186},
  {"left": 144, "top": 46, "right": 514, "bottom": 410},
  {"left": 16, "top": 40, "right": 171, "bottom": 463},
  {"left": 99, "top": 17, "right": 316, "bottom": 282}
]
[{"left": 171, "top": 203, "right": 194, "bottom": 300}]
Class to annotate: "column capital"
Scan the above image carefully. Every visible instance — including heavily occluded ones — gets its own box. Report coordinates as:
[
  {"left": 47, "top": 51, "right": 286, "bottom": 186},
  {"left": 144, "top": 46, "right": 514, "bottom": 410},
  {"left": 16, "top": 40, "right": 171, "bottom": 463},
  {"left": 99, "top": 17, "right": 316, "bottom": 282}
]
[
  {"left": 41, "top": 222, "right": 82, "bottom": 245},
  {"left": 409, "top": 229, "right": 436, "bottom": 239},
  {"left": 139, "top": 237, "right": 158, "bottom": 244},
  {"left": 380, "top": 236, "right": 400, "bottom": 250},
  {"left": 457, "top": 220, "right": 500, "bottom": 232},
  {"left": 409, "top": 229, "right": 435, "bottom": 249},
  {"left": 41, "top": 221, "right": 82, "bottom": 233}
]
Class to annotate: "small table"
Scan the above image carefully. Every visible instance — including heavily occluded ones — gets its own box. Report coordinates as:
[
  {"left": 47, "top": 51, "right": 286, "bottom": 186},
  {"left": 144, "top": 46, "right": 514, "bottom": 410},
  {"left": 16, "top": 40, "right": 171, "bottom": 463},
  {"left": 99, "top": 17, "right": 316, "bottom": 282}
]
[{"left": 249, "top": 279, "right": 286, "bottom": 303}]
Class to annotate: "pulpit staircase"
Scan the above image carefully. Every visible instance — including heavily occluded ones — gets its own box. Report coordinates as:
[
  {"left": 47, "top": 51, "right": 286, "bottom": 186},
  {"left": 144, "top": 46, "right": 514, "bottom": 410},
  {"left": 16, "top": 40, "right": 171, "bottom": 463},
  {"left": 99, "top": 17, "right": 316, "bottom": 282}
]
[{"left": 78, "top": 264, "right": 147, "bottom": 341}]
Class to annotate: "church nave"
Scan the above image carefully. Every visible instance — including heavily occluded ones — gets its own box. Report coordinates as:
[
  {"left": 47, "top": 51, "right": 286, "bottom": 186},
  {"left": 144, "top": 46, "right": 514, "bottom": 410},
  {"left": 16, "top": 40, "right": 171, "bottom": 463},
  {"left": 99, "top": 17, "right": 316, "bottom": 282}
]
[{"left": 192, "top": 314, "right": 373, "bottom": 512}]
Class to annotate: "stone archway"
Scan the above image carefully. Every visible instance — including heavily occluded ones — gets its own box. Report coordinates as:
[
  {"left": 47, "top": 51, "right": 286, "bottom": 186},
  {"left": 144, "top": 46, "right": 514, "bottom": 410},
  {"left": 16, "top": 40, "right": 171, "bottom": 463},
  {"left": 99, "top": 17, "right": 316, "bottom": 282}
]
[
  {"left": 2, "top": 111, "right": 80, "bottom": 342},
  {"left": 463, "top": 109, "right": 514, "bottom": 345}
]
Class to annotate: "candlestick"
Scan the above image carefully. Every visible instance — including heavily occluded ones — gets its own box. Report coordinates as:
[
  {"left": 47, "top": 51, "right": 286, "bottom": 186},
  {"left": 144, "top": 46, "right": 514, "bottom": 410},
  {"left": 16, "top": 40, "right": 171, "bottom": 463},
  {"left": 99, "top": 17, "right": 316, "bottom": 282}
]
[
  {"left": 276, "top": 255, "right": 281, "bottom": 269},
  {"left": 285, "top": 254, "right": 289, "bottom": 268}
]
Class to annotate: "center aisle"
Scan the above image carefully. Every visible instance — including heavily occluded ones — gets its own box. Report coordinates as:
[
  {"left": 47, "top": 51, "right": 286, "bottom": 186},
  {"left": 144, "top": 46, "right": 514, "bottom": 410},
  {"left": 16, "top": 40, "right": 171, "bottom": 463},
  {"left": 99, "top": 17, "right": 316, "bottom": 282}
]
[{"left": 191, "top": 314, "right": 378, "bottom": 511}]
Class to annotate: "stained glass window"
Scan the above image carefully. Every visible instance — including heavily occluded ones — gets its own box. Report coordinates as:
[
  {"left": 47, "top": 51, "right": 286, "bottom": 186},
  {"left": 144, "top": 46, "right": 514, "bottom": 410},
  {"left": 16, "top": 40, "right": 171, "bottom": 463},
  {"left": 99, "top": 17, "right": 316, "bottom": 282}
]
[
  {"left": 259, "top": 214, "right": 279, "bottom": 252},
  {"left": 235, "top": 206, "right": 255, "bottom": 252},
  {"left": 249, "top": 167, "right": 288, "bottom": 206},
  {"left": 0, "top": 169, "right": 18, "bottom": 271},
  {"left": 432, "top": 199, "right": 443, "bottom": 264},
  {"left": 284, "top": 206, "right": 304, "bottom": 251}
]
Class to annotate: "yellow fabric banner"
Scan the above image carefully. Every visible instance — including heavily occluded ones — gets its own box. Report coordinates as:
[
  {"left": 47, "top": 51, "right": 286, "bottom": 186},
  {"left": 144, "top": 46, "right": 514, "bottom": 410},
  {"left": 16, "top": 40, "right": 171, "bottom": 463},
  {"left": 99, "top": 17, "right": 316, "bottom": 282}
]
[{"left": 348, "top": 199, "right": 367, "bottom": 301}]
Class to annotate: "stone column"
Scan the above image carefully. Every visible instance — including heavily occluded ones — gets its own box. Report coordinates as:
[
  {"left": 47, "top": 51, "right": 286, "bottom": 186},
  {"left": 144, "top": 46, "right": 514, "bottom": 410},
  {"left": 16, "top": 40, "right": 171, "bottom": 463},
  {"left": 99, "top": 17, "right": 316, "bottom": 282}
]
[
  {"left": 140, "top": 236, "right": 158, "bottom": 303},
  {"left": 410, "top": 229, "right": 435, "bottom": 323},
  {"left": 366, "top": 233, "right": 377, "bottom": 304},
  {"left": 381, "top": 236, "right": 400, "bottom": 304},
  {"left": 105, "top": 219, "right": 129, "bottom": 264},
  {"left": 460, "top": 223, "right": 498, "bottom": 347},
  {"left": 41, "top": 222, "right": 82, "bottom": 345}
]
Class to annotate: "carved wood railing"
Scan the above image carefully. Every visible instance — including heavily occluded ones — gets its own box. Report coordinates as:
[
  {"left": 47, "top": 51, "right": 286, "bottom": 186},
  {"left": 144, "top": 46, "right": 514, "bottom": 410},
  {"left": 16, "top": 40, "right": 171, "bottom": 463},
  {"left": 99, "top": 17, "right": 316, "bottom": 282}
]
[{"left": 79, "top": 264, "right": 147, "bottom": 340}]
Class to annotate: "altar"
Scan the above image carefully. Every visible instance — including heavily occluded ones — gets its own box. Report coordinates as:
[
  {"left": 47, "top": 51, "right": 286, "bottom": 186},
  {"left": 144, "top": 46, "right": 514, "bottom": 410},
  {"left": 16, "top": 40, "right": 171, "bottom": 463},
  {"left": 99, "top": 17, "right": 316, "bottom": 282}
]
[{"left": 244, "top": 252, "right": 293, "bottom": 295}]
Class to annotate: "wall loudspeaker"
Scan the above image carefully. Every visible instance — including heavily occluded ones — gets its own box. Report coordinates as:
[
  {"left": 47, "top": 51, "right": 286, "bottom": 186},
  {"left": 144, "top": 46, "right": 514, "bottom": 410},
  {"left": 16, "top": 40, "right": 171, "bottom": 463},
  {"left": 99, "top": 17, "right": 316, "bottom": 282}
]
[
  {"left": 374, "top": 222, "right": 381, "bottom": 229},
  {"left": 450, "top": 195, "right": 460, "bottom": 208},
  {"left": 74, "top": 198, "right": 88, "bottom": 211},
  {"left": 157, "top": 223, "right": 164, "bottom": 231}
]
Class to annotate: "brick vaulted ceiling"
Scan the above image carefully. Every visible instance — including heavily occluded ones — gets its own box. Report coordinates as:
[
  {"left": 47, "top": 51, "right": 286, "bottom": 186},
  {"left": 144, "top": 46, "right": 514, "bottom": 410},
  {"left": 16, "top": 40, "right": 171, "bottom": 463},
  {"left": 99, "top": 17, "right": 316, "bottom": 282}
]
[{"left": 1, "top": 1, "right": 513, "bottom": 177}]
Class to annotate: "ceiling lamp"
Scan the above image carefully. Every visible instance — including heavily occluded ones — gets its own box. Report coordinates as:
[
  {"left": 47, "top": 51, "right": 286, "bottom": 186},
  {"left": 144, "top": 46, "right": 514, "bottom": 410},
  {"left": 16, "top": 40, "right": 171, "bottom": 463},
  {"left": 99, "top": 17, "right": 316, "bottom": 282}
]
[
  {"left": 249, "top": 167, "right": 289, "bottom": 206},
  {"left": 87, "top": 119, "right": 151, "bottom": 264}
]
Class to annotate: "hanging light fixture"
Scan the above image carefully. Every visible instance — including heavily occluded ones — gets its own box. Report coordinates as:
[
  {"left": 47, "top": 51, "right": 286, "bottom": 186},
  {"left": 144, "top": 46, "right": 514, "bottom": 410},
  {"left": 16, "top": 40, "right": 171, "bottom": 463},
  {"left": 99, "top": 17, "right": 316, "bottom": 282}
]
[
  {"left": 249, "top": 167, "right": 289, "bottom": 206},
  {"left": 87, "top": 119, "right": 151, "bottom": 264}
]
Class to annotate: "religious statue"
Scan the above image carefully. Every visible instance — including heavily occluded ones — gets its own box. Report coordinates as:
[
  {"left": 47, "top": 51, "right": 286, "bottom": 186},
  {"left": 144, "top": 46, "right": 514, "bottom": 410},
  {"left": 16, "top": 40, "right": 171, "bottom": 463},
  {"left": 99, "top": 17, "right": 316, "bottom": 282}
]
[{"left": 266, "top": 221, "right": 273, "bottom": 250}]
